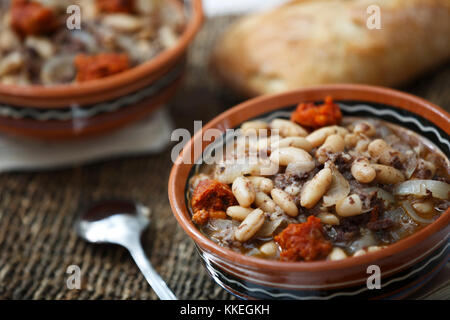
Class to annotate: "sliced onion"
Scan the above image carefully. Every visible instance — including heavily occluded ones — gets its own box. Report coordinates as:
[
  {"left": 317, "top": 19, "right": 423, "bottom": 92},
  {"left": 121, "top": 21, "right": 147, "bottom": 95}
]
[
  {"left": 208, "top": 218, "right": 235, "bottom": 231},
  {"left": 214, "top": 162, "right": 251, "bottom": 184},
  {"left": 378, "top": 126, "right": 393, "bottom": 139},
  {"left": 384, "top": 133, "right": 401, "bottom": 145},
  {"left": 394, "top": 180, "right": 450, "bottom": 200},
  {"left": 256, "top": 218, "right": 284, "bottom": 238},
  {"left": 70, "top": 30, "right": 98, "bottom": 53},
  {"left": 363, "top": 187, "right": 395, "bottom": 204},
  {"left": 401, "top": 201, "right": 433, "bottom": 224},
  {"left": 403, "top": 152, "right": 418, "bottom": 179},
  {"left": 323, "top": 166, "right": 350, "bottom": 207},
  {"left": 247, "top": 248, "right": 262, "bottom": 257},
  {"left": 349, "top": 229, "right": 377, "bottom": 252},
  {"left": 214, "top": 159, "right": 276, "bottom": 184},
  {"left": 115, "top": 36, "right": 138, "bottom": 55},
  {"left": 41, "top": 55, "right": 76, "bottom": 85}
]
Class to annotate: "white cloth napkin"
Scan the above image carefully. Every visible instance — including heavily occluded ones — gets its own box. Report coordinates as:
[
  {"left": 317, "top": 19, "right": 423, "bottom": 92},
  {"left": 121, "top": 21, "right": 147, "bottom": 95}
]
[{"left": 0, "top": 108, "right": 174, "bottom": 172}]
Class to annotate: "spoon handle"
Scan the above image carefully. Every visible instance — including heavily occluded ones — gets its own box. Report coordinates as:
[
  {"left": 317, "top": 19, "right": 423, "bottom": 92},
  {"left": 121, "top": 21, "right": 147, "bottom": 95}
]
[{"left": 127, "top": 240, "right": 177, "bottom": 300}]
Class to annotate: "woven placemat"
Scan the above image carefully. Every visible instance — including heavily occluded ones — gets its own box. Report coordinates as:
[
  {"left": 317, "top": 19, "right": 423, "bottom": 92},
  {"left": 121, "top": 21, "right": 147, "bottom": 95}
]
[{"left": 0, "top": 16, "right": 449, "bottom": 300}]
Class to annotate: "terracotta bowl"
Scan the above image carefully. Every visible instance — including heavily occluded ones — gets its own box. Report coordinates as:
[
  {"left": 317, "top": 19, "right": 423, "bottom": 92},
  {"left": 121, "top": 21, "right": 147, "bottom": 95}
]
[
  {"left": 168, "top": 84, "right": 450, "bottom": 300},
  {"left": 0, "top": 0, "right": 203, "bottom": 140}
]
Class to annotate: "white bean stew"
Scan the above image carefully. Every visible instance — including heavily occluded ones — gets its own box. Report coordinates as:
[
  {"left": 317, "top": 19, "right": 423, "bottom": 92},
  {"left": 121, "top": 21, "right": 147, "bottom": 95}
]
[
  {"left": 0, "top": 0, "right": 184, "bottom": 85},
  {"left": 188, "top": 98, "right": 450, "bottom": 262}
]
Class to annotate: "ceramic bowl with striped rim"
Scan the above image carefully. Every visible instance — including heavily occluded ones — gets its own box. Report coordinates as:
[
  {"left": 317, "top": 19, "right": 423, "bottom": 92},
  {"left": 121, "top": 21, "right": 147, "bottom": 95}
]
[
  {"left": 0, "top": 0, "right": 203, "bottom": 140},
  {"left": 168, "top": 84, "right": 450, "bottom": 300}
]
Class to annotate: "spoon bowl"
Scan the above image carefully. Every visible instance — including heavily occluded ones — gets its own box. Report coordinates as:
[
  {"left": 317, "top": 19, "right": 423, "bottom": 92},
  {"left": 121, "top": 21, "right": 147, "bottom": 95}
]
[
  {"left": 76, "top": 200, "right": 177, "bottom": 300},
  {"left": 76, "top": 201, "right": 149, "bottom": 246}
]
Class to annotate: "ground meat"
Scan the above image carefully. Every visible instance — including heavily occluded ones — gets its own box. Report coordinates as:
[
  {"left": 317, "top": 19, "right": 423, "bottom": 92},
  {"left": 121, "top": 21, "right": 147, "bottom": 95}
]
[
  {"left": 329, "top": 152, "right": 354, "bottom": 173},
  {"left": 325, "top": 212, "right": 371, "bottom": 244},
  {"left": 22, "top": 47, "right": 41, "bottom": 83},
  {"left": 275, "top": 216, "right": 332, "bottom": 261},
  {"left": 366, "top": 203, "right": 395, "bottom": 230},
  {"left": 191, "top": 179, "right": 237, "bottom": 225},
  {"left": 273, "top": 172, "right": 307, "bottom": 190},
  {"left": 10, "top": 0, "right": 59, "bottom": 37},
  {"left": 96, "top": 0, "right": 135, "bottom": 13},
  {"left": 434, "top": 176, "right": 450, "bottom": 184},
  {"left": 74, "top": 53, "right": 130, "bottom": 82},
  {"left": 415, "top": 169, "right": 434, "bottom": 180},
  {"left": 367, "top": 219, "right": 395, "bottom": 231},
  {"left": 390, "top": 154, "right": 405, "bottom": 170},
  {"left": 53, "top": 30, "right": 90, "bottom": 54}
]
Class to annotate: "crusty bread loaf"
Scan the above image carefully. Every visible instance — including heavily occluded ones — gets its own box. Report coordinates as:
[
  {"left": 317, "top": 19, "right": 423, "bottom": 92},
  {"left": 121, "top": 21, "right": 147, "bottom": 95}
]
[{"left": 211, "top": 0, "right": 450, "bottom": 96}]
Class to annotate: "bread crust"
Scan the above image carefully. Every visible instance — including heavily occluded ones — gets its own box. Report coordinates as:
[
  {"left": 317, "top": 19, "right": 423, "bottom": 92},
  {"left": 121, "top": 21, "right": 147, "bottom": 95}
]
[{"left": 211, "top": 0, "right": 450, "bottom": 96}]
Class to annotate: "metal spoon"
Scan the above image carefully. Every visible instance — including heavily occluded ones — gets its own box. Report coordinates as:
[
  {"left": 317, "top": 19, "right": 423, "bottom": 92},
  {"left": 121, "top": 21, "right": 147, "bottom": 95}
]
[{"left": 75, "top": 200, "right": 177, "bottom": 300}]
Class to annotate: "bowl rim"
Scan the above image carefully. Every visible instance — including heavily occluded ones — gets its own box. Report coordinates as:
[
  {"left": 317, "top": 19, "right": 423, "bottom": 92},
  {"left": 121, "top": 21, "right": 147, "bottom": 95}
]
[
  {"left": 0, "top": 0, "right": 204, "bottom": 99},
  {"left": 168, "top": 84, "right": 450, "bottom": 273}
]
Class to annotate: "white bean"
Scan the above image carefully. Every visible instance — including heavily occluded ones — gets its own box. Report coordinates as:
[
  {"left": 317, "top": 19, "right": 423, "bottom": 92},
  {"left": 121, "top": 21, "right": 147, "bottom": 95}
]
[
  {"left": 355, "top": 139, "right": 370, "bottom": 153},
  {"left": 285, "top": 161, "right": 315, "bottom": 175},
  {"left": 353, "top": 121, "right": 376, "bottom": 137},
  {"left": 0, "top": 29, "right": 20, "bottom": 51},
  {"left": 300, "top": 168, "right": 332, "bottom": 209},
  {"left": 135, "top": 0, "right": 155, "bottom": 14},
  {"left": 254, "top": 192, "right": 277, "bottom": 213},
  {"left": 317, "top": 212, "right": 340, "bottom": 225},
  {"left": 368, "top": 139, "right": 404, "bottom": 165},
  {"left": 367, "top": 246, "right": 382, "bottom": 253},
  {"left": 306, "top": 126, "right": 349, "bottom": 148},
  {"left": 372, "top": 164, "right": 405, "bottom": 184},
  {"left": 256, "top": 136, "right": 272, "bottom": 153},
  {"left": 270, "top": 147, "right": 313, "bottom": 166},
  {"left": 328, "top": 247, "right": 347, "bottom": 261},
  {"left": 226, "top": 206, "right": 253, "bottom": 221},
  {"left": 335, "top": 194, "right": 363, "bottom": 217},
  {"left": 272, "top": 137, "right": 313, "bottom": 152},
  {"left": 271, "top": 188, "right": 298, "bottom": 217},
  {"left": 234, "top": 209, "right": 265, "bottom": 242},
  {"left": 215, "top": 161, "right": 262, "bottom": 184},
  {"left": 259, "top": 241, "right": 278, "bottom": 257},
  {"left": 103, "top": 14, "right": 143, "bottom": 32},
  {"left": 0, "top": 52, "right": 23, "bottom": 77},
  {"left": 351, "top": 158, "right": 376, "bottom": 183},
  {"left": 159, "top": 26, "right": 179, "bottom": 49},
  {"left": 344, "top": 133, "right": 360, "bottom": 148},
  {"left": 256, "top": 159, "right": 280, "bottom": 176},
  {"left": 353, "top": 249, "right": 366, "bottom": 257},
  {"left": 316, "top": 134, "right": 345, "bottom": 163},
  {"left": 25, "top": 36, "right": 54, "bottom": 59},
  {"left": 368, "top": 139, "right": 387, "bottom": 158},
  {"left": 270, "top": 119, "right": 308, "bottom": 137},
  {"left": 241, "top": 120, "right": 269, "bottom": 134},
  {"left": 247, "top": 176, "right": 274, "bottom": 194},
  {"left": 232, "top": 177, "right": 256, "bottom": 208}
]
